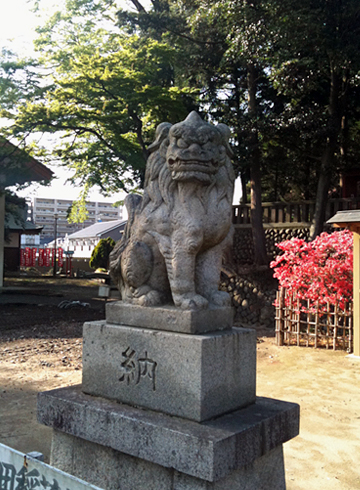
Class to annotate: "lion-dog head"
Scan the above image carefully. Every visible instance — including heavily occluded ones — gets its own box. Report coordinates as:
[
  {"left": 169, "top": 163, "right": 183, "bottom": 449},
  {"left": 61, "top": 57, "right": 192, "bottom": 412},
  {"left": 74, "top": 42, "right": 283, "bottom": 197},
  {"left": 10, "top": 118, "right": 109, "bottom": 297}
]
[{"left": 142, "top": 111, "right": 234, "bottom": 211}]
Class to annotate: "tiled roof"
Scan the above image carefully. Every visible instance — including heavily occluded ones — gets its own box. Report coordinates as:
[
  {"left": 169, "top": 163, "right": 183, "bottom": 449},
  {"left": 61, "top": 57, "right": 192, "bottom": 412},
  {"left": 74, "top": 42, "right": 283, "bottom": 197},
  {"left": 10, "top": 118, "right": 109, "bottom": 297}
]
[
  {"left": 67, "top": 219, "right": 127, "bottom": 239},
  {"left": 327, "top": 210, "right": 360, "bottom": 224},
  {"left": 0, "top": 138, "right": 53, "bottom": 187}
]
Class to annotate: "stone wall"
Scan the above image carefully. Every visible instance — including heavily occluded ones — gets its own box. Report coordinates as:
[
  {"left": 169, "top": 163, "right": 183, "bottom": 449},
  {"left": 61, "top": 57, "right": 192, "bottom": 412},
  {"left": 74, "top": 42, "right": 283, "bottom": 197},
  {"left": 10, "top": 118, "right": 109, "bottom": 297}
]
[
  {"left": 223, "top": 225, "right": 311, "bottom": 329},
  {"left": 220, "top": 267, "right": 278, "bottom": 329},
  {"left": 233, "top": 225, "right": 311, "bottom": 265}
]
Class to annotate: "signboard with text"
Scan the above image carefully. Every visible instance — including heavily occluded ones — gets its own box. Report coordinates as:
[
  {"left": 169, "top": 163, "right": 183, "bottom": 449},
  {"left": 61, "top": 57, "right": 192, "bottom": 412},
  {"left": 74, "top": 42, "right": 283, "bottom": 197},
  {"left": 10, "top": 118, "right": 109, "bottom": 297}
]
[
  {"left": 44, "top": 249, "right": 50, "bottom": 267},
  {"left": 0, "top": 443, "right": 103, "bottom": 490},
  {"left": 19, "top": 248, "right": 67, "bottom": 268},
  {"left": 58, "top": 248, "right": 64, "bottom": 268},
  {"left": 38, "top": 249, "right": 44, "bottom": 267},
  {"left": 24, "top": 248, "right": 31, "bottom": 267},
  {"left": 31, "top": 248, "right": 37, "bottom": 268}
]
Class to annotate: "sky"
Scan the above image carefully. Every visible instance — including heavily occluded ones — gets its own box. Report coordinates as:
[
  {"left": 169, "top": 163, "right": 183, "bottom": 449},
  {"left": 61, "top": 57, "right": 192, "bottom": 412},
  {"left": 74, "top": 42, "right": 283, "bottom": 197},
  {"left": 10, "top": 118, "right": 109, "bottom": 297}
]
[
  {"left": 0, "top": 1, "right": 40, "bottom": 55},
  {"left": 0, "top": 0, "right": 242, "bottom": 204}
]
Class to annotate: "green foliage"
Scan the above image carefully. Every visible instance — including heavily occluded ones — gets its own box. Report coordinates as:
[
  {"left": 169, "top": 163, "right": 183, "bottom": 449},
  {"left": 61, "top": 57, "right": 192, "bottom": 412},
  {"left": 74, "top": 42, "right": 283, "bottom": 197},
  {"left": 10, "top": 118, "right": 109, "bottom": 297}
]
[
  {"left": 0, "top": 48, "right": 43, "bottom": 112},
  {"left": 89, "top": 237, "right": 116, "bottom": 270},
  {"left": 0, "top": 0, "right": 197, "bottom": 201},
  {"left": 2, "top": 0, "right": 360, "bottom": 238},
  {"left": 3, "top": 191, "right": 26, "bottom": 243},
  {"left": 267, "top": 0, "right": 360, "bottom": 235},
  {"left": 269, "top": 0, "right": 360, "bottom": 148},
  {"left": 4, "top": 191, "right": 26, "bottom": 223}
]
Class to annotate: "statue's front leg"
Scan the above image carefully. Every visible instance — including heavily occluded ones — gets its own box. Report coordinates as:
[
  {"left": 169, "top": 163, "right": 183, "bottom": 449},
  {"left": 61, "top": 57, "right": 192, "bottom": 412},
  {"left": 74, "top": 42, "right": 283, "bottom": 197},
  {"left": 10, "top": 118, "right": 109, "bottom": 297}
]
[
  {"left": 196, "top": 243, "right": 231, "bottom": 307},
  {"left": 166, "top": 246, "right": 208, "bottom": 310}
]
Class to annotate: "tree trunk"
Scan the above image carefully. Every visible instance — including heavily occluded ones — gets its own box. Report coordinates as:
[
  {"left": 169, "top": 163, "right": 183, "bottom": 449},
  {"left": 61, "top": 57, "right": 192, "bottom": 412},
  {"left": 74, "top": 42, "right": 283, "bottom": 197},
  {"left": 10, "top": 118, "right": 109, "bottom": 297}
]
[
  {"left": 309, "top": 143, "right": 335, "bottom": 239},
  {"left": 247, "top": 63, "right": 268, "bottom": 265},
  {"left": 310, "top": 64, "right": 343, "bottom": 239},
  {"left": 240, "top": 172, "right": 248, "bottom": 204}
]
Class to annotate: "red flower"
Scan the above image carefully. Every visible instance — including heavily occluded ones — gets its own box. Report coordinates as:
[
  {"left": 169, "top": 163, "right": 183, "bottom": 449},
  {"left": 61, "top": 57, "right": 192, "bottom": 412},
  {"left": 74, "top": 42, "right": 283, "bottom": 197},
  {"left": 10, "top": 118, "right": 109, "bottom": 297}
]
[{"left": 270, "top": 230, "right": 353, "bottom": 312}]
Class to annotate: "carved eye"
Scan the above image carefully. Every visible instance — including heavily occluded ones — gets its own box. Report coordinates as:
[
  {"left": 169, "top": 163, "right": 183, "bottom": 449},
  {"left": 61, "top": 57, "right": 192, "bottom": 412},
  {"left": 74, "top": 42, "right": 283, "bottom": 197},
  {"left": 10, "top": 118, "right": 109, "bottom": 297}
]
[{"left": 177, "top": 138, "right": 188, "bottom": 149}]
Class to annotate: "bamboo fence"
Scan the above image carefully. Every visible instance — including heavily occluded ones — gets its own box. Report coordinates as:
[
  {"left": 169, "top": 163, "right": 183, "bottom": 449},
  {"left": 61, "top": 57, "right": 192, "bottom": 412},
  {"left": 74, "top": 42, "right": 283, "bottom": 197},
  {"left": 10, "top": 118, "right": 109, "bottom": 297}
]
[{"left": 275, "top": 288, "right": 353, "bottom": 352}]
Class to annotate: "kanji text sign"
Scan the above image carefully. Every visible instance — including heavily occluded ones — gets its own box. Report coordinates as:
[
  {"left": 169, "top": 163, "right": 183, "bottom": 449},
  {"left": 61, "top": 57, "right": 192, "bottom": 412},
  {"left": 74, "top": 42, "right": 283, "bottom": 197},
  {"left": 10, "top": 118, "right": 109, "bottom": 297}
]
[{"left": 0, "top": 443, "right": 103, "bottom": 490}]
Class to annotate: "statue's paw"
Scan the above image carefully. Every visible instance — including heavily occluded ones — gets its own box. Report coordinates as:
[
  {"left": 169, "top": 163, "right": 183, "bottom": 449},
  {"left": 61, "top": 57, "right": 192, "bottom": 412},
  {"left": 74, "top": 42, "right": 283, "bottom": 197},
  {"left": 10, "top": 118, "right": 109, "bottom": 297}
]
[
  {"left": 136, "top": 289, "right": 163, "bottom": 307},
  {"left": 131, "top": 285, "right": 151, "bottom": 298},
  {"left": 175, "top": 294, "right": 209, "bottom": 310},
  {"left": 210, "top": 290, "right": 231, "bottom": 307}
]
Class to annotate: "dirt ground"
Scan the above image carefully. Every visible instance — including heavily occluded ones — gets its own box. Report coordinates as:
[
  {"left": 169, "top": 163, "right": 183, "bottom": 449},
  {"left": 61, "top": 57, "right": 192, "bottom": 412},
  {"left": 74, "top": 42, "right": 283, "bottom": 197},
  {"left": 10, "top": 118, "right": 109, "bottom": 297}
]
[{"left": 0, "top": 277, "right": 359, "bottom": 489}]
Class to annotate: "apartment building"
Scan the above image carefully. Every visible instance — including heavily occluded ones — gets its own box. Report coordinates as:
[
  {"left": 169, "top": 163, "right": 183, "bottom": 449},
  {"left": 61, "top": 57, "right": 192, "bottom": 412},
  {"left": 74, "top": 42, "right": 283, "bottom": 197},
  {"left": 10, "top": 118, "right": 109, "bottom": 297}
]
[{"left": 28, "top": 197, "right": 124, "bottom": 244}]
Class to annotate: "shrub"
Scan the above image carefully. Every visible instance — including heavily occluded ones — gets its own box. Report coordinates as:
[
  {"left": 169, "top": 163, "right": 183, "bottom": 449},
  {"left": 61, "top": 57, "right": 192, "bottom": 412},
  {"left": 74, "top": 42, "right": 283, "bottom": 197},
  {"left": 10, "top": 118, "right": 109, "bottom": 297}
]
[
  {"left": 270, "top": 230, "right": 353, "bottom": 311},
  {"left": 89, "top": 237, "right": 116, "bottom": 270}
]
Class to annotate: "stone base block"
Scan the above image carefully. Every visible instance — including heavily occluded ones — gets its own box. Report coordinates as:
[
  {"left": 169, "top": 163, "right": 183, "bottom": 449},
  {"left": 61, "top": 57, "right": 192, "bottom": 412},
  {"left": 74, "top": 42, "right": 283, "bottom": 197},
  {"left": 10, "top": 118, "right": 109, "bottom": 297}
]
[
  {"left": 82, "top": 322, "right": 256, "bottom": 422},
  {"left": 37, "top": 386, "right": 299, "bottom": 489},
  {"left": 106, "top": 302, "right": 234, "bottom": 334},
  {"left": 51, "top": 431, "right": 286, "bottom": 490}
]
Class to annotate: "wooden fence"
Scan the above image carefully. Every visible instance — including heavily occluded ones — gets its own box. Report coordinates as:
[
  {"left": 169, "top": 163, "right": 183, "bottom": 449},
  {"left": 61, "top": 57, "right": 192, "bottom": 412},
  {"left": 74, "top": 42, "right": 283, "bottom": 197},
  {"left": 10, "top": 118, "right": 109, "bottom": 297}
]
[
  {"left": 275, "top": 288, "right": 353, "bottom": 352},
  {"left": 233, "top": 198, "right": 360, "bottom": 225}
]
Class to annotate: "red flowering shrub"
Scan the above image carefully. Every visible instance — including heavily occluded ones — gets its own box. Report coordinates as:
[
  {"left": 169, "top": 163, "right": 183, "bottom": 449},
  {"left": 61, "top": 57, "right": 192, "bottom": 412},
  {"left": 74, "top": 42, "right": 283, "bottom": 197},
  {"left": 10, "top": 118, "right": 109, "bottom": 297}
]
[{"left": 270, "top": 230, "right": 353, "bottom": 311}]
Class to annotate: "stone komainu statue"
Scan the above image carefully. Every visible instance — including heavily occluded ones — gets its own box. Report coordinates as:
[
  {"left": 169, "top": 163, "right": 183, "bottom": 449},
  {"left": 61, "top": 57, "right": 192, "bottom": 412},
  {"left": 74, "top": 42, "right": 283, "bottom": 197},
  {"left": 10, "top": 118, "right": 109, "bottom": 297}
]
[{"left": 109, "top": 111, "right": 235, "bottom": 310}]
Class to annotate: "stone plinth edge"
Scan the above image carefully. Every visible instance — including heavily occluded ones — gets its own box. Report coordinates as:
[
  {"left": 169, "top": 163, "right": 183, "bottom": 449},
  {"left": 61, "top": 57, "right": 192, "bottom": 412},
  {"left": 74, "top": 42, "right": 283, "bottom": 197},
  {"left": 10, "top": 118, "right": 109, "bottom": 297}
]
[
  {"left": 37, "top": 385, "right": 299, "bottom": 482},
  {"left": 105, "top": 301, "right": 234, "bottom": 334}
]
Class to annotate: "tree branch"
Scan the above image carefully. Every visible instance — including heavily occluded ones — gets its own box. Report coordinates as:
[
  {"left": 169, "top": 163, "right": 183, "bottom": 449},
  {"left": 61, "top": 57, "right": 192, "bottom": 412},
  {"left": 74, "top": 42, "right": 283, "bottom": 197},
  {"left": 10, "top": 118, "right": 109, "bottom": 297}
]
[
  {"left": 129, "top": 0, "right": 146, "bottom": 13},
  {"left": 35, "top": 119, "right": 130, "bottom": 162},
  {"left": 127, "top": 106, "right": 149, "bottom": 163}
]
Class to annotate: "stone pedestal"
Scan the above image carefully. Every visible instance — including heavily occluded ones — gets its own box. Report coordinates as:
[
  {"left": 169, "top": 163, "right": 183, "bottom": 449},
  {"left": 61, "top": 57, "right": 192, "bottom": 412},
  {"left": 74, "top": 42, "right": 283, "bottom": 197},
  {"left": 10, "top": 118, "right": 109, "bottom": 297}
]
[
  {"left": 38, "top": 387, "right": 298, "bottom": 490},
  {"left": 82, "top": 321, "right": 256, "bottom": 421},
  {"left": 106, "top": 302, "right": 234, "bottom": 334},
  {"left": 37, "top": 302, "right": 300, "bottom": 489}
]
